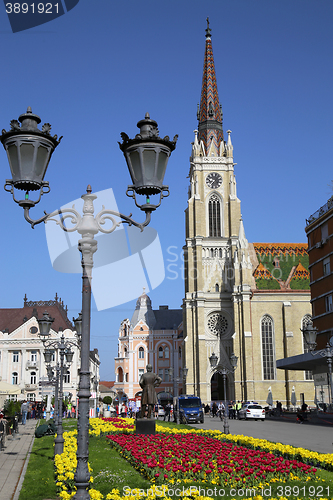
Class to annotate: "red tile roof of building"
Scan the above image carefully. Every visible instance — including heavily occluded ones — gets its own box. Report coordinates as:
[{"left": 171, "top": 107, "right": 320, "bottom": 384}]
[{"left": 0, "top": 294, "right": 73, "bottom": 334}]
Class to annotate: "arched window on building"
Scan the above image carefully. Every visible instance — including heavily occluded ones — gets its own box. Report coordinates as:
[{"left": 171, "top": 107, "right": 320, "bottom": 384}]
[
  {"left": 158, "top": 346, "right": 163, "bottom": 358},
  {"left": 30, "top": 371, "right": 36, "bottom": 385},
  {"left": 302, "top": 315, "right": 313, "bottom": 380},
  {"left": 165, "top": 347, "right": 170, "bottom": 359},
  {"left": 215, "top": 283, "right": 219, "bottom": 292},
  {"left": 138, "top": 347, "right": 145, "bottom": 359},
  {"left": 261, "top": 315, "right": 275, "bottom": 380},
  {"left": 64, "top": 370, "right": 70, "bottom": 384},
  {"left": 208, "top": 194, "right": 221, "bottom": 237},
  {"left": 118, "top": 367, "right": 123, "bottom": 383},
  {"left": 12, "top": 372, "right": 18, "bottom": 385}
]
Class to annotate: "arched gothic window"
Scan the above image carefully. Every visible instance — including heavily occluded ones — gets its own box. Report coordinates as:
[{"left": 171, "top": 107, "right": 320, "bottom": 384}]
[
  {"left": 12, "top": 372, "right": 18, "bottom": 385},
  {"left": 165, "top": 347, "right": 170, "bottom": 359},
  {"left": 261, "top": 315, "right": 275, "bottom": 380},
  {"left": 158, "top": 346, "right": 163, "bottom": 358},
  {"left": 208, "top": 194, "right": 221, "bottom": 237},
  {"left": 302, "top": 315, "right": 313, "bottom": 380},
  {"left": 138, "top": 347, "right": 144, "bottom": 359}
]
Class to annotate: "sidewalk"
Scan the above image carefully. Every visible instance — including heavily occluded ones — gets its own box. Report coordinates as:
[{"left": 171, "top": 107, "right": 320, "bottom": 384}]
[{"left": 0, "top": 418, "right": 37, "bottom": 500}]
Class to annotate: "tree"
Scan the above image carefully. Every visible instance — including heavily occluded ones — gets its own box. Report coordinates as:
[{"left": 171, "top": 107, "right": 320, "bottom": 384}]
[{"left": 103, "top": 396, "right": 112, "bottom": 405}]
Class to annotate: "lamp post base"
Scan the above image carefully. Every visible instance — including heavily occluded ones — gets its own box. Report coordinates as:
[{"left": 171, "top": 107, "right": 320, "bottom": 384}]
[
  {"left": 223, "top": 417, "right": 230, "bottom": 435},
  {"left": 135, "top": 418, "right": 156, "bottom": 435}
]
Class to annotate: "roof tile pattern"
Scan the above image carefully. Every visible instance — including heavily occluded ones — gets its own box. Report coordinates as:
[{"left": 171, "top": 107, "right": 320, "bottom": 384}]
[{"left": 198, "top": 26, "right": 223, "bottom": 152}]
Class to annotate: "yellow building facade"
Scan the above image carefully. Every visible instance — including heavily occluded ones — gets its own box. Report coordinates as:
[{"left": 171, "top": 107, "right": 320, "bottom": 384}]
[{"left": 183, "top": 22, "right": 313, "bottom": 408}]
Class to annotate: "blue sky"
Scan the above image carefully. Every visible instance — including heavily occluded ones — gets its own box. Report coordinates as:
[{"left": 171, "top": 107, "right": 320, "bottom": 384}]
[{"left": 0, "top": 0, "right": 332, "bottom": 380}]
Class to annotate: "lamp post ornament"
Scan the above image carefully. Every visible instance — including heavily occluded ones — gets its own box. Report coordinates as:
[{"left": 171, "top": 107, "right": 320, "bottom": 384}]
[{"left": 1, "top": 108, "right": 177, "bottom": 500}]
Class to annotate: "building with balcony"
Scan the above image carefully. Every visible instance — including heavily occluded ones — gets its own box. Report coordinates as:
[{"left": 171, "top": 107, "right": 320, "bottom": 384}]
[
  {"left": 276, "top": 198, "right": 333, "bottom": 406},
  {"left": 0, "top": 294, "right": 100, "bottom": 409}
]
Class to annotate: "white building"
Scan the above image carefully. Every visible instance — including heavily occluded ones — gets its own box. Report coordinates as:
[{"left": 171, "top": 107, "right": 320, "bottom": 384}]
[{"left": 0, "top": 294, "right": 100, "bottom": 410}]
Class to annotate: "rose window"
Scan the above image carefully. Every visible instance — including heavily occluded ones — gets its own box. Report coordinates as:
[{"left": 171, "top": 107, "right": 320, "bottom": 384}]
[{"left": 208, "top": 313, "right": 228, "bottom": 336}]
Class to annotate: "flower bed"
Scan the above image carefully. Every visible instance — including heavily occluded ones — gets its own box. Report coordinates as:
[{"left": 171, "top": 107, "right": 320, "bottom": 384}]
[
  {"left": 89, "top": 417, "right": 135, "bottom": 436},
  {"left": 53, "top": 419, "right": 333, "bottom": 500},
  {"left": 91, "top": 418, "right": 333, "bottom": 471},
  {"left": 106, "top": 432, "right": 317, "bottom": 488}
]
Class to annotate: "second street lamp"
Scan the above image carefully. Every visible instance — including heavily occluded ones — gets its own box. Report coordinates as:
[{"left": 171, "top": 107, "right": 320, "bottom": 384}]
[
  {"left": 301, "top": 323, "right": 333, "bottom": 408},
  {"left": 1, "top": 108, "right": 177, "bottom": 500},
  {"left": 37, "top": 311, "right": 81, "bottom": 455}
]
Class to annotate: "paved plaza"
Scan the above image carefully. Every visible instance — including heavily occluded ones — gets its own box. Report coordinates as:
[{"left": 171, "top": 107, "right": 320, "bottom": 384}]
[{"left": 189, "top": 414, "right": 333, "bottom": 454}]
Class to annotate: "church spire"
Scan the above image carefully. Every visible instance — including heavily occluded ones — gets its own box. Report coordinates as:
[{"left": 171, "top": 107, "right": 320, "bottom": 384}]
[{"left": 197, "top": 18, "right": 224, "bottom": 153}]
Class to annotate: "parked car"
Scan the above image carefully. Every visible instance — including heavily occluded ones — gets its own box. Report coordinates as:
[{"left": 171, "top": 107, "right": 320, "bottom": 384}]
[
  {"left": 239, "top": 403, "right": 265, "bottom": 421},
  {"left": 176, "top": 395, "right": 204, "bottom": 424},
  {"left": 158, "top": 405, "right": 165, "bottom": 417}
]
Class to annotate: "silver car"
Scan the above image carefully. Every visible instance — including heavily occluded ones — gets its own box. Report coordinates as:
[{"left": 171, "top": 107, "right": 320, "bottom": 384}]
[{"left": 239, "top": 403, "right": 265, "bottom": 421}]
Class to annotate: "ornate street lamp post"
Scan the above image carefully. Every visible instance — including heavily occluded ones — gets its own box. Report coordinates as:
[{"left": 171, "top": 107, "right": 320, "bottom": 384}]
[
  {"left": 209, "top": 352, "right": 238, "bottom": 434},
  {"left": 301, "top": 323, "right": 333, "bottom": 408},
  {"left": 37, "top": 311, "right": 81, "bottom": 455},
  {"left": 1, "top": 108, "right": 177, "bottom": 500}
]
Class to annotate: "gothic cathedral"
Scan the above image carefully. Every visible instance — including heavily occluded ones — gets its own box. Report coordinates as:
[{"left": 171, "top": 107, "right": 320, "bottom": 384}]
[{"left": 183, "top": 21, "right": 313, "bottom": 407}]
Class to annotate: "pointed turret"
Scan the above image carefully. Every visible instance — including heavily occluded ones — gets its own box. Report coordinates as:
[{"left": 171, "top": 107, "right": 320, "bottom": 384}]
[{"left": 197, "top": 18, "right": 224, "bottom": 154}]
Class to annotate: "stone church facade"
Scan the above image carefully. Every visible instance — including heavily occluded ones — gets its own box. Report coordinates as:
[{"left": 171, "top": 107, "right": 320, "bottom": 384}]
[{"left": 183, "top": 21, "right": 313, "bottom": 407}]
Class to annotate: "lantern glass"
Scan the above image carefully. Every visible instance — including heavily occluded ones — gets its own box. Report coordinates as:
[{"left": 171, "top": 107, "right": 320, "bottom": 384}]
[
  {"left": 157, "top": 150, "right": 168, "bottom": 181},
  {"left": 230, "top": 353, "right": 238, "bottom": 369},
  {"left": 142, "top": 149, "right": 156, "bottom": 181},
  {"left": 73, "top": 313, "right": 82, "bottom": 338},
  {"left": 65, "top": 349, "right": 74, "bottom": 363},
  {"left": 209, "top": 352, "right": 218, "bottom": 368},
  {"left": 303, "top": 324, "right": 317, "bottom": 350},
  {"left": 44, "top": 349, "right": 52, "bottom": 364},
  {"left": 128, "top": 150, "right": 142, "bottom": 184},
  {"left": 38, "top": 311, "right": 54, "bottom": 338},
  {"left": 7, "top": 144, "right": 19, "bottom": 175}
]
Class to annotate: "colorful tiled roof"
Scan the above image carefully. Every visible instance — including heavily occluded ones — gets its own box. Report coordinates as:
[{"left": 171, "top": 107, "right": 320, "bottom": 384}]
[
  {"left": 253, "top": 262, "right": 274, "bottom": 279},
  {"left": 197, "top": 18, "right": 223, "bottom": 152},
  {"left": 293, "top": 261, "right": 310, "bottom": 279},
  {"left": 253, "top": 243, "right": 308, "bottom": 257},
  {"left": 252, "top": 243, "right": 310, "bottom": 291}
]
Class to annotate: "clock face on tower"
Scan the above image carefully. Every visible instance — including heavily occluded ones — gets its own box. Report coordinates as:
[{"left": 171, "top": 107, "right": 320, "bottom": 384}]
[{"left": 206, "top": 172, "right": 222, "bottom": 189}]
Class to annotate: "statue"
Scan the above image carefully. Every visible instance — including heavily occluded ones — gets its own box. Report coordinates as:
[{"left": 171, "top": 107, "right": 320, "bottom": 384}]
[{"left": 139, "top": 364, "right": 162, "bottom": 418}]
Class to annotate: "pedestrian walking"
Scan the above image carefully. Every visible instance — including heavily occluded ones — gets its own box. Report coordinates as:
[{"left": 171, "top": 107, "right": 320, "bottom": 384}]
[{"left": 20, "top": 400, "right": 29, "bottom": 425}]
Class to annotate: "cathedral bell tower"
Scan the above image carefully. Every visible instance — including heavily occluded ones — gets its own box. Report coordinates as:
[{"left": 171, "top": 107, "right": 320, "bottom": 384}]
[{"left": 183, "top": 20, "right": 253, "bottom": 402}]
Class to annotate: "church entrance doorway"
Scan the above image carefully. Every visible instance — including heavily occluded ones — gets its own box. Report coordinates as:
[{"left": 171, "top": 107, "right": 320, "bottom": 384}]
[{"left": 211, "top": 372, "right": 228, "bottom": 401}]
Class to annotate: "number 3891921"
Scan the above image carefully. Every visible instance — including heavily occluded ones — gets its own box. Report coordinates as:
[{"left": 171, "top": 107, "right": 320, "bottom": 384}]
[{"left": 6, "top": 3, "right": 59, "bottom": 14}]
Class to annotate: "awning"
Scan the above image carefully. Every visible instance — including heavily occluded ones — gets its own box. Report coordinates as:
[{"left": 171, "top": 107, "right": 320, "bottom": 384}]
[
  {"left": 276, "top": 351, "right": 329, "bottom": 372},
  {"left": 0, "top": 381, "right": 21, "bottom": 394}
]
